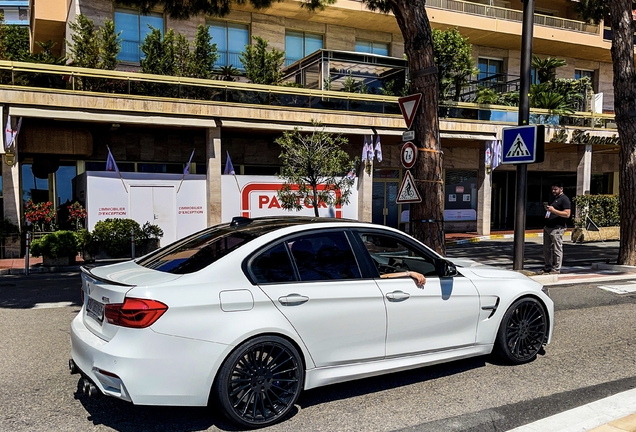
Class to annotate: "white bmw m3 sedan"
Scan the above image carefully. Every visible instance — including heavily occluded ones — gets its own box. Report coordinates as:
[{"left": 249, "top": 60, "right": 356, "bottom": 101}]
[{"left": 70, "top": 216, "right": 553, "bottom": 428}]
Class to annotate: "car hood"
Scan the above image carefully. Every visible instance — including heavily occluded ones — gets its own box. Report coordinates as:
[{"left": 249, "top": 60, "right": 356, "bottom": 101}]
[
  {"left": 84, "top": 260, "right": 182, "bottom": 286},
  {"left": 449, "top": 258, "right": 531, "bottom": 280}
]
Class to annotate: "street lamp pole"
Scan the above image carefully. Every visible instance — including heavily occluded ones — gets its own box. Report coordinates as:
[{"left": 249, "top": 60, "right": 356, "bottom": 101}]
[{"left": 513, "top": 0, "right": 535, "bottom": 270}]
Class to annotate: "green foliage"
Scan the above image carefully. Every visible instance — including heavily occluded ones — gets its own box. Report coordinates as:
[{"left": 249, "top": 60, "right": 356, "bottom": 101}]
[
  {"left": 572, "top": 195, "right": 620, "bottom": 228},
  {"left": 142, "top": 222, "right": 164, "bottom": 240},
  {"left": 475, "top": 87, "right": 500, "bottom": 105},
  {"left": 573, "top": 0, "right": 608, "bottom": 24},
  {"left": 378, "top": 79, "right": 395, "bottom": 96},
  {"left": 25, "top": 40, "right": 67, "bottom": 65},
  {"left": 189, "top": 25, "right": 218, "bottom": 79},
  {"left": 239, "top": 36, "right": 284, "bottom": 85},
  {"left": 74, "top": 228, "right": 96, "bottom": 255},
  {"left": 531, "top": 56, "right": 567, "bottom": 83},
  {"left": 216, "top": 64, "right": 241, "bottom": 81},
  {"left": 141, "top": 25, "right": 218, "bottom": 79},
  {"left": 99, "top": 19, "right": 120, "bottom": 70},
  {"left": 0, "top": 25, "right": 29, "bottom": 61},
  {"left": 30, "top": 231, "right": 79, "bottom": 258},
  {"left": 67, "top": 14, "right": 100, "bottom": 68},
  {"left": 92, "top": 218, "right": 163, "bottom": 257},
  {"left": 141, "top": 27, "right": 165, "bottom": 74},
  {"left": 432, "top": 27, "right": 476, "bottom": 101},
  {"left": 276, "top": 121, "right": 356, "bottom": 217}
]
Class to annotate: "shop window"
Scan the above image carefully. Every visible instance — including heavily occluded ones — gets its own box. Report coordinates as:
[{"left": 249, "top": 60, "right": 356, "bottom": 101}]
[
  {"left": 285, "top": 31, "right": 323, "bottom": 66},
  {"left": 114, "top": 9, "right": 164, "bottom": 63},
  {"left": 355, "top": 40, "right": 389, "bottom": 56},
  {"left": 208, "top": 21, "right": 249, "bottom": 70},
  {"left": 477, "top": 58, "right": 504, "bottom": 83}
]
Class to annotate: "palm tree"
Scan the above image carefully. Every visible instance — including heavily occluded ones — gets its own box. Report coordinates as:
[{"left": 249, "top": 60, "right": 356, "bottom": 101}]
[{"left": 531, "top": 55, "right": 567, "bottom": 83}]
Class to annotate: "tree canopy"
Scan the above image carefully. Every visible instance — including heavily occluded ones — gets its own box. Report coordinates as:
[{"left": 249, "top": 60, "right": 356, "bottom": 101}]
[{"left": 276, "top": 121, "right": 355, "bottom": 218}]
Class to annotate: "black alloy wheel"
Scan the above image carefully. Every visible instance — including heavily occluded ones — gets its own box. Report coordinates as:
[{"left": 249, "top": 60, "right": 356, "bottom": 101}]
[
  {"left": 215, "top": 335, "right": 304, "bottom": 428},
  {"left": 495, "top": 297, "right": 548, "bottom": 364}
]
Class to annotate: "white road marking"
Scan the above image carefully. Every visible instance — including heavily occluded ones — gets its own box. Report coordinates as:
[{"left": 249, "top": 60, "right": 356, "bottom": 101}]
[
  {"left": 32, "top": 302, "right": 75, "bottom": 309},
  {"left": 598, "top": 283, "right": 636, "bottom": 294}
]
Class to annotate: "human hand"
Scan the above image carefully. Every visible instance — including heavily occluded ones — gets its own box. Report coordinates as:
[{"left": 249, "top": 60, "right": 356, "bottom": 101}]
[{"left": 408, "top": 271, "right": 426, "bottom": 287}]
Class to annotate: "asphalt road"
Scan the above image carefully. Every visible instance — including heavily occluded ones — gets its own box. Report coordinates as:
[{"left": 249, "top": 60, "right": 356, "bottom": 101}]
[{"left": 1, "top": 270, "right": 636, "bottom": 432}]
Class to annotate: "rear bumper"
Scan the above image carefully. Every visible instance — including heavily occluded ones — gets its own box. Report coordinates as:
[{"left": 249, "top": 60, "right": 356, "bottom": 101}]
[{"left": 70, "top": 312, "right": 231, "bottom": 406}]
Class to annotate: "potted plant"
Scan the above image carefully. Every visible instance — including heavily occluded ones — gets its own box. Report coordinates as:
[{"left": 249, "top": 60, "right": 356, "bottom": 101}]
[
  {"left": 74, "top": 228, "right": 97, "bottom": 263},
  {"left": 30, "top": 230, "right": 80, "bottom": 266},
  {"left": 92, "top": 218, "right": 163, "bottom": 259}
]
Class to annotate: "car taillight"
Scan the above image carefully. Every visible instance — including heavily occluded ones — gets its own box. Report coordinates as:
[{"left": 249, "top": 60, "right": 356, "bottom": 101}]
[{"left": 104, "top": 298, "right": 168, "bottom": 328}]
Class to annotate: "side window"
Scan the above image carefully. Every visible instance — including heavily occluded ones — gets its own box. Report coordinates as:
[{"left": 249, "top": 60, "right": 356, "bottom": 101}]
[
  {"left": 250, "top": 243, "right": 295, "bottom": 284},
  {"left": 358, "top": 232, "right": 437, "bottom": 276},
  {"left": 286, "top": 231, "right": 361, "bottom": 281}
]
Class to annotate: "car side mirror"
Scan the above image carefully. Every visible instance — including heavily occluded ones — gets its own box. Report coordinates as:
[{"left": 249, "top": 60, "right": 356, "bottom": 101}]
[{"left": 437, "top": 260, "right": 458, "bottom": 278}]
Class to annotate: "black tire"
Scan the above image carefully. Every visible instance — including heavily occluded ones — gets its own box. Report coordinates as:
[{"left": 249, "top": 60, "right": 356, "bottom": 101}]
[
  {"left": 214, "top": 335, "right": 304, "bottom": 428},
  {"left": 495, "top": 297, "right": 548, "bottom": 364}
]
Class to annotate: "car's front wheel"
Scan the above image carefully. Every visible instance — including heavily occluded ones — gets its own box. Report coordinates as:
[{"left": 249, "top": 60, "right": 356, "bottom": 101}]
[
  {"left": 214, "top": 335, "right": 304, "bottom": 428},
  {"left": 495, "top": 297, "right": 548, "bottom": 364}
]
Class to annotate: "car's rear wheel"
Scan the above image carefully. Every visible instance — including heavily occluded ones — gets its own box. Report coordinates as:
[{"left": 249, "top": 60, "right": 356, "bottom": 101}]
[
  {"left": 495, "top": 297, "right": 547, "bottom": 364},
  {"left": 214, "top": 335, "right": 304, "bottom": 428}
]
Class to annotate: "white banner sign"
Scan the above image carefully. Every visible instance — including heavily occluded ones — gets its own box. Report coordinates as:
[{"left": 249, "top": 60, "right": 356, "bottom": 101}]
[{"left": 221, "top": 175, "right": 358, "bottom": 222}]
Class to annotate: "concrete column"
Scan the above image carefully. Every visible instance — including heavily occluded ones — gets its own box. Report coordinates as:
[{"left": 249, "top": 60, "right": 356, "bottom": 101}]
[
  {"left": 612, "top": 172, "right": 619, "bottom": 194},
  {"left": 576, "top": 144, "right": 592, "bottom": 196},
  {"left": 206, "top": 127, "right": 222, "bottom": 226},
  {"left": 476, "top": 142, "right": 492, "bottom": 236},
  {"left": 2, "top": 107, "right": 21, "bottom": 231},
  {"left": 357, "top": 161, "right": 373, "bottom": 222}
]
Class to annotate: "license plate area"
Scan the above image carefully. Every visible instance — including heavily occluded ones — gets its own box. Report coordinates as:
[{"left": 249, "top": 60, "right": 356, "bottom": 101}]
[{"left": 87, "top": 297, "right": 104, "bottom": 323}]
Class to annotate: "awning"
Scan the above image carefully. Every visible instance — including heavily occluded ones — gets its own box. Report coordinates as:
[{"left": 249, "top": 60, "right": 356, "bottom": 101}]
[
  {"left": 440, "top": 132, "right": 497, "bottom": 141},
  {"left": 9, "top": 107, "right": 220, "bottom": 128},
  {"left": 220, "top": 120, "right": 374, "bottom": 135}
]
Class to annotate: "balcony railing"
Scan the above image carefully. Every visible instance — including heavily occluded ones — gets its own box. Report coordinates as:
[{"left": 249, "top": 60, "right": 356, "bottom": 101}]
[
  {"left": 426, "top": 0, "right": 599, "bottom": 34},
  {"left": 0, "top": 60, "right": 615, "bottom": 129}
]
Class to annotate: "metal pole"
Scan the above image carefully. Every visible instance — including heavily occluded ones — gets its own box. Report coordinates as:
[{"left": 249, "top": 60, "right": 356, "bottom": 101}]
[
  {"left": 25, "top": 232, "right": 31, "bottom": 276},
  {"left": 131, "top": 228, "right": 135, "bottom": 259},
  {"left": 513, "top": 0, "right": 535, "bottom": 270}
]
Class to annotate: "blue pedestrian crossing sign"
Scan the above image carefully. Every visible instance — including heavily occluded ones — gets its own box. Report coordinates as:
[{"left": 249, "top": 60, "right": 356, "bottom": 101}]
[{"left": 501, "top": 125, "right": 545, "bottom": 164}]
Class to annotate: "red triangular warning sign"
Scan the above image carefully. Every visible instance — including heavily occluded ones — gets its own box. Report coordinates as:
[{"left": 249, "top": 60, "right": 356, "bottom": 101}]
[
  {"left": 396, "top": 170, "right": 422, "bottom": 204},
  {"left": 398, "top": 93, "right": 422, "bottom": 130}
]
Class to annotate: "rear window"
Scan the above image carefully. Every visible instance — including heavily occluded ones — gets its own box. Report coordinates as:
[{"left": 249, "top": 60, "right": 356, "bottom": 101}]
[{"left": 137, "top": 219, "right": 302, "bottom": 274}]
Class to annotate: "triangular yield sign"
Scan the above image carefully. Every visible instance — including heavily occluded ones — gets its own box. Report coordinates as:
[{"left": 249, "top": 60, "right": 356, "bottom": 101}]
[
  {"left": 398, "top": 93, "right": 422, "bottom": 130},
  {"left": 396, "top": 170, "right": 422, "bottom": 204},
  {"left": 505, "top": 134, "right": 531, "bottom": 158}
]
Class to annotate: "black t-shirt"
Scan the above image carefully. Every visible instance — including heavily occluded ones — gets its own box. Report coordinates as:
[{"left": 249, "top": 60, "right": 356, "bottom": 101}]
[{"left": 545, "top": 193, "right": 571, "bottom": 228}]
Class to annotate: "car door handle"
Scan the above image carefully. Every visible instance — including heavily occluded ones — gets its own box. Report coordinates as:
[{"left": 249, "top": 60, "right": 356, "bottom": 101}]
[
  {"left": 386, "top": 291, "right": 410, "bottom": 302},
  {"left": 278, "top": 294, "right": 309, "bottom": 306}
]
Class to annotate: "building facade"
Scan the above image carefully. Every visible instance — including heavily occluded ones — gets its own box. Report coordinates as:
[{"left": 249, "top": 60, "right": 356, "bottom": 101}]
[{"left": 0, "top": 0, "right": 623, "bottom": 255}]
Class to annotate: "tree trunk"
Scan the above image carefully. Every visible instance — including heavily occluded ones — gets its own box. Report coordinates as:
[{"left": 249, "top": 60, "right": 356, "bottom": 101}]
[
  {"left": 391, "top": 0, "right": 445, "bottom": 255},
  {"left": 608, "top": 0, "right": 636, "bottom": 265}
]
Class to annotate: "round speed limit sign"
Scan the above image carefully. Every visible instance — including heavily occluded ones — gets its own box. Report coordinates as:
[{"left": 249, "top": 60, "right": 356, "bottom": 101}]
[{"left": 401, "top": 141, "right": 418, "bottom": 169}]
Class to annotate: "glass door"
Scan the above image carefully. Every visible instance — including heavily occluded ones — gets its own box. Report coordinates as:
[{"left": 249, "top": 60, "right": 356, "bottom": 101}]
[{"left": 372, "top": 181, "right": 399, "bottom": 228}]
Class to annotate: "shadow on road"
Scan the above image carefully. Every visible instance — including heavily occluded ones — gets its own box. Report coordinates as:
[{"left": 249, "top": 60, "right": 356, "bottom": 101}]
[{"left": 0, "top": 273, "right": 82, "bottom": 309}]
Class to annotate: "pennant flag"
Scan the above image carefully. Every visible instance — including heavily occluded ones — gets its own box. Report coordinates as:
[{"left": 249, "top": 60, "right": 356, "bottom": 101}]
[
  {"left": 491, "top": 140, "right": 502, "bottom": 171},
  {"left": 366, "top": 135, "right": 374, "bottom": 162},
  {"left": 374, "top": 135, "right": 382, "bottom": 162},
  {"left": 361, "top": 136, "right": 369, "bottom": 163},
  {"left": 224, "top": 151, "right": 235, "bottom": 175},
  {"left": 105, "top": 146, "right": 119, "bottom": 172},
  {"left": 5, "top": 115, "right": 22, "bottom": 150},
  {"left": 183, "top": 149, "right": 195, "bottom": 175}
]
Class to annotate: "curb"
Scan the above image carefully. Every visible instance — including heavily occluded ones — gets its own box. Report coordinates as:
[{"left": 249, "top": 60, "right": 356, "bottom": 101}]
[{"left": 446, "top": 232, "right": 544, "bottom": 247}]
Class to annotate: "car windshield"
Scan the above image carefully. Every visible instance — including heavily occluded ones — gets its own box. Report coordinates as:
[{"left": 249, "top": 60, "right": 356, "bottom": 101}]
[{"left": 137, "top": 218, "right": 306, "bottom": 274}]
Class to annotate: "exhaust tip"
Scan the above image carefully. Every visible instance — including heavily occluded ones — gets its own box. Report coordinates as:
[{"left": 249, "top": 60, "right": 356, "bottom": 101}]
[{"left": 69, "top": 359, "right": 79, "bottom": 374}]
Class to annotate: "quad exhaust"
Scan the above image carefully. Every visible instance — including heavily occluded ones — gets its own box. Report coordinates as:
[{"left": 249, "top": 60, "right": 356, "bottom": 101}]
[{"left": 70, "top": 359, "right": 99, "bottom": 397}]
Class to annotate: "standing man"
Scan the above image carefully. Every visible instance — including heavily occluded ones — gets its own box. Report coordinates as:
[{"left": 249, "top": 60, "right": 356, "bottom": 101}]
[{"left": 540, "top": 182, "right": 571, "bottom": 274}]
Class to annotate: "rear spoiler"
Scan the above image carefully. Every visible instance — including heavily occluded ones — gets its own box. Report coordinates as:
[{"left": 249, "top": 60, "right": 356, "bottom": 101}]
[{"left": 80, "top": 266, "right": 136, "bottom": 287}]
